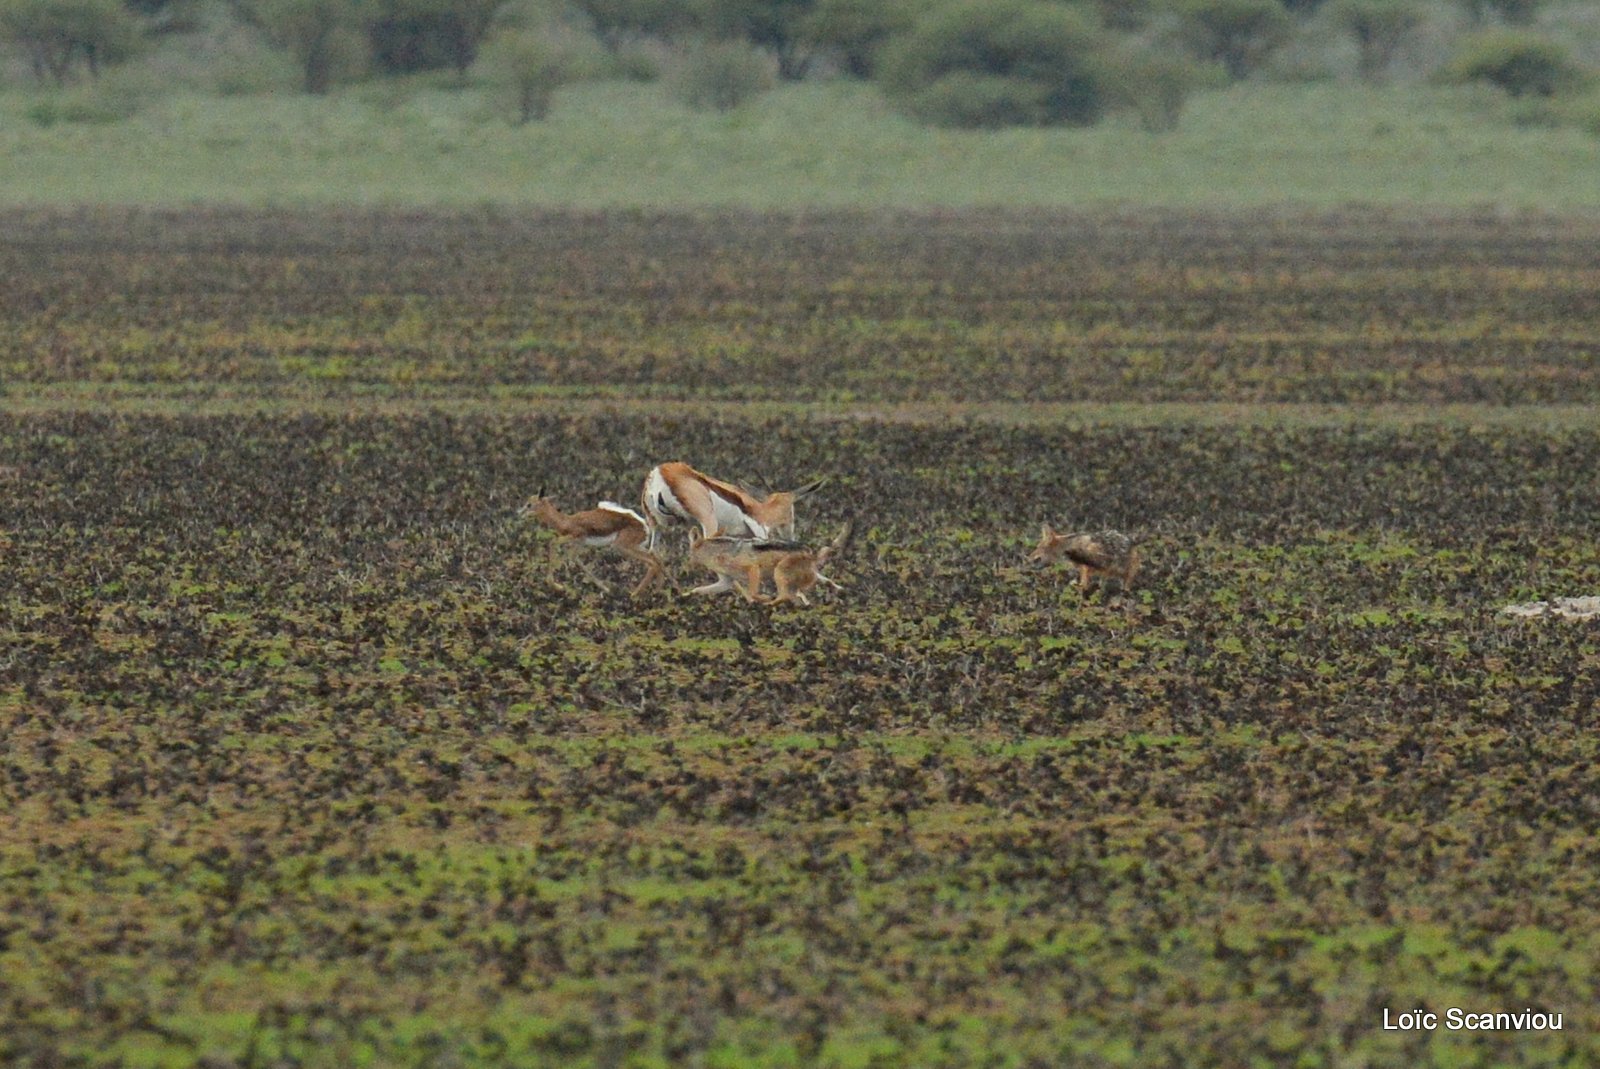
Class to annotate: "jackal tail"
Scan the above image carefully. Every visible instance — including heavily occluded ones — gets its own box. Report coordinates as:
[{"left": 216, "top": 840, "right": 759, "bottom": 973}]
[{"left": 817, "top": 521, "right": 854, "bottom": 568}]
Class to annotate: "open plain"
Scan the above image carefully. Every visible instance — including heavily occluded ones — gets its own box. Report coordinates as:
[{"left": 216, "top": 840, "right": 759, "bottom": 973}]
[{"left": 2, "top": 209, "right": 1598, "bottom": 1067}]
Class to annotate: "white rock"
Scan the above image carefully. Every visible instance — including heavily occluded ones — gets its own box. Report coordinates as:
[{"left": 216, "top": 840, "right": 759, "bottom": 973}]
[{"left": 1501, "top": 596, "right": 1600, "bottom": 619}]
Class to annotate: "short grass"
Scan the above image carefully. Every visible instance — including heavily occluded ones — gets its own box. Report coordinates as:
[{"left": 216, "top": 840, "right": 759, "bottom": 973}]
[
  {"left": 2, "top": 77, "right": 1598, "bottom": 208},
  {"left": 2, "top": 209, "right": 1598, "bottom": 1068}
]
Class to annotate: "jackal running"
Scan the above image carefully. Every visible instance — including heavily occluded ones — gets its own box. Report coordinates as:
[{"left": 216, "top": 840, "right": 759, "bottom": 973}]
[
  {"left": 688, "top": 522, "right": 854, "bottom": 604},
  {"left": 1027, "top": 525, "right": 1140, "bottom": 592}
]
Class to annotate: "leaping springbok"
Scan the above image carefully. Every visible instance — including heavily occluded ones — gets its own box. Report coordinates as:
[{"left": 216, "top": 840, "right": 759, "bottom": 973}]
[
  {"left": 641, "top": 461, "right": 827, "bottom": 544},
  {"left": 519, "top": 490, "right": 665, "bottom": 597}
]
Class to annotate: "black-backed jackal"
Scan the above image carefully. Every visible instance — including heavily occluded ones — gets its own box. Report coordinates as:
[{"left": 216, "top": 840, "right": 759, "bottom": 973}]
[
  {"left": 642, "top": 461, "right": 827, "bottom": 542},
  {"left": 688, "top": 522, "right": 853, "bottom": 605},
  {"left": 1028, "top": 525, "right": 1140, "bottom": 592},
  {"left": 520, "top": 491, "right": 665, "bottom": 597}
]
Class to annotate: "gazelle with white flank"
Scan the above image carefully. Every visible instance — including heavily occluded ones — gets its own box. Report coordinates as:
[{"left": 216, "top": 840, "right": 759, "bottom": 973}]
[
  {"left": 519, "top": 490, "right": 665, "bottom": 597},
  {"left": 641, "top": 461, "right": 827, "bottom": 543}
]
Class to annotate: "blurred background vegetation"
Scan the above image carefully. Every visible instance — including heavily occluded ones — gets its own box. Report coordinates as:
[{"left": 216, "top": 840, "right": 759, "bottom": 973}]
[{"left": 1, "top": 0, "right": 1597, "bottom": 204}]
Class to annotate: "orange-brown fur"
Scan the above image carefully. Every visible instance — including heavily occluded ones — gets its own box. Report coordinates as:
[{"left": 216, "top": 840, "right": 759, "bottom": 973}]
[
  {"left": 520, "top": 494, "right": 664, "bottom": 597},
  {"left": 687, "top": 532, "right": 768, "bottom": 602},
  {"left": 688, "top": 522, "right": 851, "bottom": 605},
  {"left": 644, "top": 461, "right": 826, "bottom": 540}
]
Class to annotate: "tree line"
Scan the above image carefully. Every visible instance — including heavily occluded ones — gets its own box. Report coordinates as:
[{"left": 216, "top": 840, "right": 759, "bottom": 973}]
[{"left": 0, "top": 0, "right": 1592, "bottom": 128}]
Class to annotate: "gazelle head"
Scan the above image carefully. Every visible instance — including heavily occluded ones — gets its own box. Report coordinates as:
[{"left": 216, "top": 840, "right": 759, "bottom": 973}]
[
  {"left": 1027, "top": 523, "right": 1069, "bottom": 564},
  {"left": 755, "top": 476, "right": 828, "bottom": 539},
  {"left": 518, "top": 487, "right": 557, "bottom": 522}
]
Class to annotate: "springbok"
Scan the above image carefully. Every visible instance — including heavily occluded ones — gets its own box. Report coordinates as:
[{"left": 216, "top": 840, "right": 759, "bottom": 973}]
[
  {"left": 1028, "top": 525, "right": 1140, "bottom": 592},
  {"left": 519, "top": 490, "right": 665, "bottom": 597},
  {"left": 641, "top": 461, "right": 826, "bottom": 543}
]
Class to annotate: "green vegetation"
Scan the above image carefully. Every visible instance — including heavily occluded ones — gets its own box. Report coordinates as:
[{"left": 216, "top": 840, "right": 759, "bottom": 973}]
[
  {"left": 366, "top": 0, "right": 504, "bottom": 76},
  {"left": 1, "top": 0, "right": 1599, "bottom": 207},
  {"left": 1177, "top": 0, "right": 1294, "bottom": 80},
  {"left": 1330, "top": 0, "right": 1425, "bottom": 81},
  {"left": 1442, "top": 28, "right": 1591, "bottom": 97},
  {"left": 478, "top": 20, "right": 604, "bottom": 122},
  {"left": 665, "top": 35, "right": 774, "bottom": 111},
  {"left": 228, "top": 0, "right": 367, "bottom": 93},
  {"left": 0, "top": 0, "right": 140, "bottom": 83},
  {"left": 2, "top": 209, "right": 1599, "bottom": 1067},
  {"left": 1, "top": 78, "right": 1599, "bottom": 207},
  {"left": 879, "top": 0, "right": 1118, "bottom": 128}
]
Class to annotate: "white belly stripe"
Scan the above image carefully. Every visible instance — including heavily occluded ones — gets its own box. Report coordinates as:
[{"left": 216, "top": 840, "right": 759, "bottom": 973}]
[
  {"left": 644, "top": 469, "right": 694, "bottom": 527},
  {"left": 598, "top": 501, "right": 648, "bottom": 526}
]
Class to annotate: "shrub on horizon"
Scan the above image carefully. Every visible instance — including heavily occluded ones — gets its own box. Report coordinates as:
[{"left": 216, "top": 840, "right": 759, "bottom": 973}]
[
  {"left": 666, "top": 35, "right": 775, "bottom": 110},
  {"left": 1443, "top": 30, "right": 1589, "bottom": 97},
  {"left": 477, "top": 23, "right": 604, "bottom": 121},
  {"left": 0, "top": 0, "right": 141, "bottom": 84},
  {"left": 879, "top": 0, "right": 1114, "bottom": 128},
  {"left": 1330, "top": 0, "right": 1424, "bottom": 82},
  {"left": 1176, "top": 0, "right": 1293, "bottom": 80}
]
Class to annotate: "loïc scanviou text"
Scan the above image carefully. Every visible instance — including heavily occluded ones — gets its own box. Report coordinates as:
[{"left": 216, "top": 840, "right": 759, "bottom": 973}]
[{"left": 1383, "top": 1009, "right": 1563, "bottom": 1031}]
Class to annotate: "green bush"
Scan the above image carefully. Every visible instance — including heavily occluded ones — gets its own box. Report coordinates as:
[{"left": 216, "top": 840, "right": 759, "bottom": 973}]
[
  {"left": 123, "top": 0, "right": 200, "bottom": 33},
  {"left": 1330, "top": 0, "right": 1423, "bottom": 82},
  {"left": 803, "top": 0, "right": 921, "bottom": 78},
  {"left": 698, "top": 0, "right": 818, "bottom": 81},
  {"left": 879, "top": 0, "right": 1113, "bottom": 128},
  {"left": 24, "top": 82, "right": 141, "bottom": 123},
  {"left": 1083, "top": 0, "right": 1165, "bottom": 33},
  {"left": 667, "top": 36, "right": 775, "bottom": 110},
  {"left": 1105, "top": 46, "right": 1203, "bottom": 132},
  {"left": 0, "top": 0, "right": 141, "bottom": 83},
  {"left": 478, "top": 26, "right": 604, "bottom": 122},
  {"left": 1567, "top": 89, "right": 1600, "bottom": 137},
  {"left": 1455, "top": 0, "right": 1543, "bottom": 27},
  {"left": 1177, "top": 0, "right": 1292, "bottom": 80},
  {"left": 602, "top": 40, "right": 662, "bottom": 80},
  {"left": 1444, "top": 31, "right": 1589, "bottom": 97},
  {"left": 569, "top": 0, "right": 691, "bottom": 52},
  {"left": 365, "top": 0, "right": 503, "bottom": 76},
  {"left": 232, "top": 0, "right": 368, "bottom": 93}
]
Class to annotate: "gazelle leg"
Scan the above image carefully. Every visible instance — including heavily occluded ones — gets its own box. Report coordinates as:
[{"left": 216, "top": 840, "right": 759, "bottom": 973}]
[
  {"left": 620, "top": 546, "right": 665, "bottom": 598},
  {"left": 546, "top": 539, "right": 575, "bottom": 589}
]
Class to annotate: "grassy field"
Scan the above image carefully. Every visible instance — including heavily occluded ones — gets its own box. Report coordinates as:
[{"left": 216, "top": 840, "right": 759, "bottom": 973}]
[
  {"left": 2, "top": 79, "right": 1599, "bottom": 209},
  {"left": 2, "top": 209, "right": 1599, "bottom": 1068}
]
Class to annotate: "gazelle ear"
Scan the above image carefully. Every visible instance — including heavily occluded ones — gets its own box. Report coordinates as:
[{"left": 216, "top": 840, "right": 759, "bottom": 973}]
[
  {"left": 794, "top": 476, "right": 829, "bottom": 498},
  {"left": 1040, "top": 523, "right": 1054, "bottom": 539}
]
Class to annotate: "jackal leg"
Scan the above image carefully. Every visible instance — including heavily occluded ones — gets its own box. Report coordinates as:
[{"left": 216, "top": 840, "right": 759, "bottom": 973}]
[
  {"left": 739, "top": 563, "right": 767, "bottom": 603},
  {"left": 688, "top": 574, "right": 739, "bottom": 596}
]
